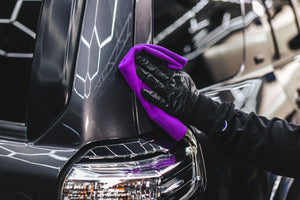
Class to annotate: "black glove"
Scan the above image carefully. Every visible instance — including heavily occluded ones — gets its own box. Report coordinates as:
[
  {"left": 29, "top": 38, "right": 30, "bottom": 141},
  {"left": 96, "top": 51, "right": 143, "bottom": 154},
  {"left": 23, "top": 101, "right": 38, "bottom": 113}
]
[
  {"left": 135, "top": 51, "right": 199, "bottom": 122},
  {"left": 135, "top": 51, "right": 228, "bottom": 137}
]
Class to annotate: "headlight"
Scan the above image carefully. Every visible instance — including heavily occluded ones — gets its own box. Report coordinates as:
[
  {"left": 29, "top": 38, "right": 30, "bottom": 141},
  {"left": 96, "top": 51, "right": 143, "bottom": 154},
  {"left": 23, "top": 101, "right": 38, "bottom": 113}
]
[{"left": 60, "top": 129, "right": 206, "bottom": 199}]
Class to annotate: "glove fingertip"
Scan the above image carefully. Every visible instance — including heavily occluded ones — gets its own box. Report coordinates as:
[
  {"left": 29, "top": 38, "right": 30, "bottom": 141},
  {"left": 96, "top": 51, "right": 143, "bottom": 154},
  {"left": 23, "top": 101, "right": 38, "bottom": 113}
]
[
  {"left": 135, "top": 66, "right": 143, "bottom": 77},
  {"left": 135, "top": 53, "right": 150, "bottom": 67},
  {"left": 141, "top": 88, "right": 168, "bottom": 111},
  {"left": 141, "top": 89, "right": 158, "bottom": 104},
  {"left": 140, "top": 88, "right": 151, "bottom": 99}
]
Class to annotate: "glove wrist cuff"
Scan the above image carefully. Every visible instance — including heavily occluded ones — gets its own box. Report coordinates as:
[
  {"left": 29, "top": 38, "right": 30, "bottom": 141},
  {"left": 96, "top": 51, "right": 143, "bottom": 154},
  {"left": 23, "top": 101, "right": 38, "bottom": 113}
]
[{"left": 187, "top": 93, "right": 222, "bottom": 135}]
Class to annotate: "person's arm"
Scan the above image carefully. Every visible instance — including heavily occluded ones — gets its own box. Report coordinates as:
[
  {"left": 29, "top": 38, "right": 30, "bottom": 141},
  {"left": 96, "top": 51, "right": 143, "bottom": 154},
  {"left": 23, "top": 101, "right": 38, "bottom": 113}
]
[
  {"left": 190, "top": 95, "right": 300, "bottom": 178},
  {"left": 135, "top": 51, "right": 300, "bottom": 178}
]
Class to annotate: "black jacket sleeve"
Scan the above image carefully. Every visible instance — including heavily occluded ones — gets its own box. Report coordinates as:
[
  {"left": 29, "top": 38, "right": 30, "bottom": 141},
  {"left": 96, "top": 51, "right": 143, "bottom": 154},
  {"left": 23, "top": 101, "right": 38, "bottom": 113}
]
[{"left": 189, "top": 93, "right": 300, "bottom": 178}]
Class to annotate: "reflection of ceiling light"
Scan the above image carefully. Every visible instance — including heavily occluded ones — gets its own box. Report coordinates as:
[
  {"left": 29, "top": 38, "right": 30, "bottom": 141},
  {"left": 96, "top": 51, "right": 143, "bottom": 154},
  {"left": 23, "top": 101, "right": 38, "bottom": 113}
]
[
  {"left": 265, "top": 0, "right": 273, "bottom": 8},
  {"left": 295, "top": 55, "right": 300, "bottom": 62},
  {"left": 154, "top": 0, "right": 209, "bottom": 44},
  {"left": 216, "top": 0, "right": 251, "bottom": 3},
  {"left": 252, "top": 0, "right": 265, "bottom": 17}
]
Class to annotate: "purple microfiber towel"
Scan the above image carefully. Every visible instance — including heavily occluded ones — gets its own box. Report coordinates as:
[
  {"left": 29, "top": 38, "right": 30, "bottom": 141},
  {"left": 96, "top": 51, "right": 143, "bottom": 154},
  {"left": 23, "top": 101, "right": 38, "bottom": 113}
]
[{"left": 118, "top": 44, "right": 187, "bottom": 141}]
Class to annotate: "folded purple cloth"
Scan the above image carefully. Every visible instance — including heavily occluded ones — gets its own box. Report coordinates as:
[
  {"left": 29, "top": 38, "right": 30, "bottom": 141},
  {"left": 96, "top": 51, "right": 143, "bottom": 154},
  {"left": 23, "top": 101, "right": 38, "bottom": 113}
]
[{"left": 118, "top": 44, "right": 187, "bottom": 141}]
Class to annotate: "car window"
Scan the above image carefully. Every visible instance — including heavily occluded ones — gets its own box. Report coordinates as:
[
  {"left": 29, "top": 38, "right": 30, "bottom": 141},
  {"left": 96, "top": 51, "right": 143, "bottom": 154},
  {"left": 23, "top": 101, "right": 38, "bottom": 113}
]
[
  {"left": 244, "top": 0, "right": 300, "bottom": 75},
  {"left": 243, "top": 0, "right": 276, "bottom": 74},
  {"left": 0, "top": 0, "right": 41, "bottom": 123},
  {"left": 154, "top": 0, "right": 244, "bottom": 88},
  {"left": 267, "top": 0, "right": 300, "bottom": 58}
]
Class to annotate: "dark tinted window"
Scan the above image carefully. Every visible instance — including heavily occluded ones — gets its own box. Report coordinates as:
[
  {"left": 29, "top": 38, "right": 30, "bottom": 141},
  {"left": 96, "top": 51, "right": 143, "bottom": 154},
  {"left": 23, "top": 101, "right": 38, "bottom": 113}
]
[
  {"left": 243, "top": 0, "right": 300, "bottom": 76},
  {"left": 0, "top": 0, "right": 41, "bottom": 123}
]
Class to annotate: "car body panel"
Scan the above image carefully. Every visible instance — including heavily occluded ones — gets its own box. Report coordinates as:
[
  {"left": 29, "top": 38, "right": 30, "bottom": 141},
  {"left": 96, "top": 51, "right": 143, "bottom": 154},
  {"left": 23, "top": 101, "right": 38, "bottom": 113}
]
[{"left": 0, "top": 0, "right": 142, "bottom": 199}]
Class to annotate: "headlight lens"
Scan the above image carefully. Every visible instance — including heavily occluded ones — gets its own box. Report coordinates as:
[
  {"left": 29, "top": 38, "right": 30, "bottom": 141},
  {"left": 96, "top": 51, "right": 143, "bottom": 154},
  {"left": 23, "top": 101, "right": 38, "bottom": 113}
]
[
  {"left": 62, "top": 155, "right": 173, "bottom": 199},
  {"left": 60, "top": 129, "right": 206, "bottom": 200}
]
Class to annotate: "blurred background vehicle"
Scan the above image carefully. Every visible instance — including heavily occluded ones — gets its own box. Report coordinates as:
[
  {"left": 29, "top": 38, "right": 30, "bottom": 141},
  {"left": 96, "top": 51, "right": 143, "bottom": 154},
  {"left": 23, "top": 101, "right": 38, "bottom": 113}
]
[{"left": 154, "top": 0, "right": 300, "bottom": 199}]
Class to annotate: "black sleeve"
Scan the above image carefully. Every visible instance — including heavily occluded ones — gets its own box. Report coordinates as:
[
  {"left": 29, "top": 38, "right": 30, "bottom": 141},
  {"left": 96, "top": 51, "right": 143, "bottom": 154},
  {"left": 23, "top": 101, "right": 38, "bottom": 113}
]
[{"left": 189, "top": 93, "right": 300, "bottom": 178}]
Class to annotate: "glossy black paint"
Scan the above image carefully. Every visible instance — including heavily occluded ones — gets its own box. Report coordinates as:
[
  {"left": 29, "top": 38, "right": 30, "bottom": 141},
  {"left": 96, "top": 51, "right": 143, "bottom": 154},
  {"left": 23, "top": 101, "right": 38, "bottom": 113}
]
[
  {"left": 0, "top": 0, "right": 140, "bottom": 199},
  {"left": 0, "top": 141, "right": 76, "bottom": 199},
  {"left": 35, "top": 0, "right": 137, "bottom": 147},
  {"left": 0, "top": 0, "right": 84, "bottom": 199},
  {"left": 0, "top": 0, "right": 41, "bottom": 123},
  {"left": 27, "top": 0, "right": 85, "bottom": 139}
]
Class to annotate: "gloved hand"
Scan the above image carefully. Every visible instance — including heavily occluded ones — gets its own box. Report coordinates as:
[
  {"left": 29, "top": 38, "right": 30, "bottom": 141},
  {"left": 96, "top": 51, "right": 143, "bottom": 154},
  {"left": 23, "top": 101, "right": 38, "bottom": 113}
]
[{"left": 135, "top": 51, "right": 199, "bottom": 123}]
